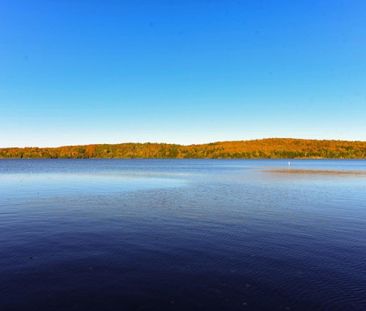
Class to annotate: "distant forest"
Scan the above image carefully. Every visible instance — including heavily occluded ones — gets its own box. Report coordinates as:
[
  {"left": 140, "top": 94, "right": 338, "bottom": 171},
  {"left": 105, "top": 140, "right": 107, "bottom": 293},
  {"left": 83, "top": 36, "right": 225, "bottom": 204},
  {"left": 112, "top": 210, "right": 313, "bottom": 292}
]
[{"left": 1, "top": 138, "right": 366, "bottom": 159}]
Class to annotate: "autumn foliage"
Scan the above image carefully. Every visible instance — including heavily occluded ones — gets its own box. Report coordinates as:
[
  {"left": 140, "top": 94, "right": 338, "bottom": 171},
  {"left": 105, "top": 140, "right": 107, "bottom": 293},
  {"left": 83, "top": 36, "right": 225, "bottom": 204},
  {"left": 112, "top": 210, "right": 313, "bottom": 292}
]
[{"left": 1, "top": 138, "right": 366, "bottom": 159}]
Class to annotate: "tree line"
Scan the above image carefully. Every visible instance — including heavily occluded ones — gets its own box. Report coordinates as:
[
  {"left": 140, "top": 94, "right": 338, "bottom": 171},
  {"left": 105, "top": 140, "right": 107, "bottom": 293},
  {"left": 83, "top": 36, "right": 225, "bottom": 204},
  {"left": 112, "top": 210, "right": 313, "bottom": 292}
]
[{"left": 1, "top": 138, "right": 366, "bottom": 159}]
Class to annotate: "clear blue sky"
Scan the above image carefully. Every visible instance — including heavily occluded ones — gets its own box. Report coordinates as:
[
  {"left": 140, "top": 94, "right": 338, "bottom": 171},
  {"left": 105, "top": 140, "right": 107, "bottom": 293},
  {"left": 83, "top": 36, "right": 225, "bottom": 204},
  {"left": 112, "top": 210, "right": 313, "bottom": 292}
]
[{"left": 0, "top": 0, "right": 365, "bottom": 147}]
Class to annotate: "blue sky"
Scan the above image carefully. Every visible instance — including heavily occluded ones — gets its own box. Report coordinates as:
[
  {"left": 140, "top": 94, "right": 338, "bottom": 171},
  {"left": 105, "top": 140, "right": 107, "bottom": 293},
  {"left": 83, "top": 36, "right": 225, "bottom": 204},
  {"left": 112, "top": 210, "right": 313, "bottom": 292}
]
[{"left": 0, "top": 0, "right": 365, "bottom": 147}]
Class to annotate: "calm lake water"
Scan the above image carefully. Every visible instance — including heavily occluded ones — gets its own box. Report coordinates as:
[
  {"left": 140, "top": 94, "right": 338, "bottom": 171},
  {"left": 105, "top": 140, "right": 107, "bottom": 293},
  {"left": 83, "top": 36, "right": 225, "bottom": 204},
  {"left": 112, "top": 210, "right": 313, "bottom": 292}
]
[{"left": 1, "top": 159, "right": 366, "bottom": 310}]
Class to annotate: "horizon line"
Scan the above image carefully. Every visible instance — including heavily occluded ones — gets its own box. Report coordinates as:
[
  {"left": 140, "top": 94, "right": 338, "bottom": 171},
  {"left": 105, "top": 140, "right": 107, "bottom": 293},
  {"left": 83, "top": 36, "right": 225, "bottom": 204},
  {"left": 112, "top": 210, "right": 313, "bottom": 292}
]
[{"left": 2, "top": 137, "right": 366, "bottom": 149}]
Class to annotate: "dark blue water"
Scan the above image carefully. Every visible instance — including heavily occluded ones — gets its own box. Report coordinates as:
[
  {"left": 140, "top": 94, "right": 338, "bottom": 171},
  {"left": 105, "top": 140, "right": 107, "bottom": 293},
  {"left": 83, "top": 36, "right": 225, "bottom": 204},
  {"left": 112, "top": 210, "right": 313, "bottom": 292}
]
[{"left": 1, "top": 159, "right": 366, "bottom": 310}]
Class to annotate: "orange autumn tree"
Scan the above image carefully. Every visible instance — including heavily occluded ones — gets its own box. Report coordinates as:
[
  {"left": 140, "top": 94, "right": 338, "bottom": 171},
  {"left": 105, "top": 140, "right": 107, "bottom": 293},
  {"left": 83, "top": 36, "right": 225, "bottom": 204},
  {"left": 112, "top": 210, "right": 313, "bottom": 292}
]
[{"left": 1, "top": 138, "right": 366, "bottom": 159}]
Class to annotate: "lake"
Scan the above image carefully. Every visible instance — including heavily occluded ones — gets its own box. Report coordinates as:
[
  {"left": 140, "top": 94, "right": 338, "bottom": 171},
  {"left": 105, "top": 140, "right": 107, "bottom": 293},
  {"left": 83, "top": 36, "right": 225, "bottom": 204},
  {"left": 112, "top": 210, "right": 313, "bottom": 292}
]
[{"left": 1, "top": 159, "right": 366, "bottom": 310}]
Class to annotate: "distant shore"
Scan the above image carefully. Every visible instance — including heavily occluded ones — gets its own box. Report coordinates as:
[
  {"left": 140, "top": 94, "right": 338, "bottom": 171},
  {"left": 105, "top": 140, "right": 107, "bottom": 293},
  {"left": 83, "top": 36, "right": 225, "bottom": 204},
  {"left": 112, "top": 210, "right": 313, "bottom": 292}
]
[{"left": 1, "top": 138, "right": 366, "bottom": 159}]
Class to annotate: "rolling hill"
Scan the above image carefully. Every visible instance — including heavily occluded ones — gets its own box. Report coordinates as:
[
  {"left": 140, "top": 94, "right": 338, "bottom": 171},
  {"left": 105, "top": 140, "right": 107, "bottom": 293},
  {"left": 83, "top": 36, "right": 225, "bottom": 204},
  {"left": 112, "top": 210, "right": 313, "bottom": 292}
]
[{"left": 1, "top": 138, "right": 366, "bottom": 159}]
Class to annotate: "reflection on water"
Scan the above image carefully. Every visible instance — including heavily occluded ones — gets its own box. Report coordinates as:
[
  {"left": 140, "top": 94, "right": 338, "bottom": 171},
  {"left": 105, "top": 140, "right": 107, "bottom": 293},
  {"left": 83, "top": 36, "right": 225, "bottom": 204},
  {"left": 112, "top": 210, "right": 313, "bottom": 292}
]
[
  {"left": 0, "top": 173, "right": 185, "bottom": 202},
  {"left": 0, "top": 159, "right": 366, "bottom": 310}
]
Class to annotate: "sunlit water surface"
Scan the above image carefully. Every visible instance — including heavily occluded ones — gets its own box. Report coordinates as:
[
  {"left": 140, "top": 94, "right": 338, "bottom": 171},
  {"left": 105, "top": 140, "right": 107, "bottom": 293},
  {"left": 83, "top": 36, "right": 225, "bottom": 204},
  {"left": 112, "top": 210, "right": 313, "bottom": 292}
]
[{"left": 1, "top": 159, "right": 366, "bottom": 310}]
